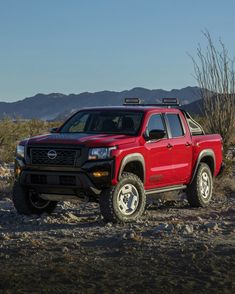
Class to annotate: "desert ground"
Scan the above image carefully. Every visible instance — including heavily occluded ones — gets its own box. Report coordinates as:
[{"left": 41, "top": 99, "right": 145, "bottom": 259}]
[{"left": 0, "top": 165, "right": 234, "bottom": 294}]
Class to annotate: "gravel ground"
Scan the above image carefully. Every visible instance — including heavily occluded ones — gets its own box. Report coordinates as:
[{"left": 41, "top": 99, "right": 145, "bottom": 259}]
[{"left": 0, "top": 189, "right": 235, "bottom": 294}]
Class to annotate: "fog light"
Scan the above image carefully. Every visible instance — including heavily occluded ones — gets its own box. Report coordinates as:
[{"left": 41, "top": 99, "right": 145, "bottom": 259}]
[
  {"left": 15, "top": 166, "right": 21, "bottom": 176},
  {"left": 92, "top": 171, "right": 109, "bottom": 177}
]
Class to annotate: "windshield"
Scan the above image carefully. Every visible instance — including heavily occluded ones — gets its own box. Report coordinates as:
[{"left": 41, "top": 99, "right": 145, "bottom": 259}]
[{"left": 60, "top": 110, "right": 144, "bottom": 135}]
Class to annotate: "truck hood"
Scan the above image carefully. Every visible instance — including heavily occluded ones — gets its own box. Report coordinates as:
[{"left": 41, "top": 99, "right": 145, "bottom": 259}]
[{"left": 26, "top": 133, "right": 136, "bottom": 147}]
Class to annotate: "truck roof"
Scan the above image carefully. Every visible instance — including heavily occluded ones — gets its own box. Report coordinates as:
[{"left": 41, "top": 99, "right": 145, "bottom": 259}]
[
  {"left": 79, "top": 106, "right": 180, "bottom": 113},
  {"left": 80, "top": 98, "right": 182, "bottom": 113}
]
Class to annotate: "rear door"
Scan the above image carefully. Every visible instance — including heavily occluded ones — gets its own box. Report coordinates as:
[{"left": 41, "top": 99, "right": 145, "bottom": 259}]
[
  {"left": 165, "top": 112, "right": 193, "bottom": 184},
  {"left": 144, "top": 113, "right": 174, "bottom": 189}
]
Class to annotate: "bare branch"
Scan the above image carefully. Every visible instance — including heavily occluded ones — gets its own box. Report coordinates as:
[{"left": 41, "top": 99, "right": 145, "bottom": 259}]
[{"left": 190, "top": 31, "right": 235, "bottom": 152}]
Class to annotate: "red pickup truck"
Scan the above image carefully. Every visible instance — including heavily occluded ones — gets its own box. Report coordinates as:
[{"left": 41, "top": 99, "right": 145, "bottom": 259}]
[{"left": 13, "top": 98, "right": 223, "bottom": 223}]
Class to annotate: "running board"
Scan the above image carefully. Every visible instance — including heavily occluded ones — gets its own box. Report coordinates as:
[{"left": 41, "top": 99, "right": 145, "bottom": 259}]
[{"left": 145, "top": 185, "right": 187, "bottom": 195}]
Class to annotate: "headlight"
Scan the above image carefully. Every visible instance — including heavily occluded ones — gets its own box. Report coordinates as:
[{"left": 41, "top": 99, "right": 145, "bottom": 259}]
[
  {"left": 88, "top": 147, "right": 116, "bottom": 160},
  {"left": 16, "top": 145, "right": 25, "bottom": 158}
]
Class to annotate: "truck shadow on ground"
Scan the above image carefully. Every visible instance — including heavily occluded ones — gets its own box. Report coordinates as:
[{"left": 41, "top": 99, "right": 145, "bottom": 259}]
[{"left": 0, "top": 195, "right": 234, "bottom": 234}]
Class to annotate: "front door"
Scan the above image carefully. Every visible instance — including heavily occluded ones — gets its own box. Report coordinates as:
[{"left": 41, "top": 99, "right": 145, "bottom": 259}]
[{"left": 144, "top": 114, "right": 174, "bottom": 189}]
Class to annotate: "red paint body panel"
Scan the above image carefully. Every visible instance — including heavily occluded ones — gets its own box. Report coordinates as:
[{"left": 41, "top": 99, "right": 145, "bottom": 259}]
[
  {"left": 27, "top": 133, "right": 136, "bottom": 148},
  {"left": 144, "top": 138, "right": 174, "bottom": 188},
  {"left": 191, "top": 134, "right": 223, "bottom": 177},
  {"left": 110, "top": 108, "right": 223, "bottom": 189}
]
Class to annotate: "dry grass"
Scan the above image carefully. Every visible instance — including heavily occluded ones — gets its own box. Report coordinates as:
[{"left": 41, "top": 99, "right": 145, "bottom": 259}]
[
  {"left": 214, "top": 177, "right": 235, "bottom": 196},
  {"left": 214, "top": 160, "right": 235, "bottom": 198},
  {"left": 0, "top": 179, "right": 13, "bottom": 200},
  {"left": 0, "top": 118, "right": 60, "bottom": 163}
]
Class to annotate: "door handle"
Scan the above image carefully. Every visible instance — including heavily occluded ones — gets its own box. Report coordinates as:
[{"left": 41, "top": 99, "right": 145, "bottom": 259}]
[
  {"left": 167, "top": 143, "right": 173, "bottom": 149},
  {"left": 185, "top": 142, "right": 191, "bottom": 147}
]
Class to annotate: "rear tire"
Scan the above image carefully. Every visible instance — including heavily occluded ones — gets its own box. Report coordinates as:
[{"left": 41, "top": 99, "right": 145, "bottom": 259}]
[
  {"left": 186, "top": 163, "right": 213, "bottom": 207},
  {"left": 99, "top": 172, "right": 146, "bottom": 223},
  {"left": 12, "top": 181, "right": 58, "bottom": 215}
]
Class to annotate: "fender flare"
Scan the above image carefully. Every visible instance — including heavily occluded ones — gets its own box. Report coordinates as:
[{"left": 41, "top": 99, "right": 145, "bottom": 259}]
[
  {"left": 118, "top": 153, "right": 146, "bottom": 183},
  {"left": 190, "top": 149, "right": 215, "bottom": 184}
]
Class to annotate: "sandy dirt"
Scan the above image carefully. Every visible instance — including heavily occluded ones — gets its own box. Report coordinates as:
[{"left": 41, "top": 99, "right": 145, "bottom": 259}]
[{"left": 0, "top": 187, "right": 235, "bottom": 294}]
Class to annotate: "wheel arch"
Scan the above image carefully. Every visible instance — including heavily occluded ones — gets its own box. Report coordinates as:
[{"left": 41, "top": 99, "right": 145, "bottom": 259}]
[
  {"left": 190, "top": 149, "right": 215, "bottom": 184},
  {"left": 118, "top": 153, "right": 145, "bottom": 183}
]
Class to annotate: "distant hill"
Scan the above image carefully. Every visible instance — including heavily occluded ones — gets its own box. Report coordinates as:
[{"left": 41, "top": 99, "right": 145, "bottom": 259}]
[
  {"left": 182, "top": 94, "right": 235, "bottom": 116},
  {"left": 0, "top": 86, "right": 202, "bottom": 120}
]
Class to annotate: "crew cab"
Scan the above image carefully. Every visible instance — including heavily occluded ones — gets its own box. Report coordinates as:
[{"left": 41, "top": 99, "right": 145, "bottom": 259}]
[{"left": 13, "top": 98, "right": 223, "bottom": 223}]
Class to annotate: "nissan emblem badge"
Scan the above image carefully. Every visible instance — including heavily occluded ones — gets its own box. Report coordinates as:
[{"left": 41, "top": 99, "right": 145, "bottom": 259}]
[{"left": 47, "top": 150, "right": 57, "bottom": 160}]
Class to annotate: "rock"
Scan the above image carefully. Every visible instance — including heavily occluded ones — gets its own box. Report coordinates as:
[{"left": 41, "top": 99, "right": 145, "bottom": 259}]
[
  {"left": 122, "top": 230, "right": 142, "bottom": 241},
  {"left": 129, "top": 232, "right": 136, "bottom": 239},
  {"left": 0, "top": 232, "right": 10, "bottom": 240},
  {"left": 183, "top": 224, "right": 194, "bottom": 234},
  {"left": 20, "top": 232, "right": 29, "bottom": 239},
  {"left": 204, "top": 222, "right": 219, "bottom": 232},
  {"left": 191, "top": 253, "right": 196, "bottom": 261},
  {"left": 176, "top": 223, "right": 182, "bottom": 230},
  {"left": 0, "top": 163, "right": 14, "bottom": 180},
  {"left": 122, "top": 231, "right": 134, "bottom": 240},
  {"left": 106, "top": 222, "right": 113, "bottom": 228},
  {"left": 153, "top": 223, "right": 174, "bottom": 234},
  {"left": 197, "top": 216, "right": 203, "bottom": 222},
  {"left": 144, "top": 222, "right": 149, "bottom": 227},
  {"left": 62, "top": 247, "right": 69, "bottom": 253},
  {"left": 65, "top": 212, "right": 80, "bottom": 222},
  {"left": 202, "top": 244, "right": 209, "bottom": 252},
  {"left": 0, "top": 200, "right": 13, "bottom": 211}
]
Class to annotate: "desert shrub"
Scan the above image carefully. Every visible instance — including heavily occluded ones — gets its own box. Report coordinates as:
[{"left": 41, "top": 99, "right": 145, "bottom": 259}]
[
  {"left": 0, "top": 118, "right": 61, "bottom": 163},
  {"left": 0, "top": 178, "right": 14, "bottom": 200},
  {"left": 214, "top": 173, "right": 235, "bottom": 198},
  {"left": 191, "top": 31, "right": 235, "bottom": 153}
]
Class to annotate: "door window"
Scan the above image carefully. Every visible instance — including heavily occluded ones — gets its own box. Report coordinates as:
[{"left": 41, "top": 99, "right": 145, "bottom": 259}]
[
  {"left": 146, "top": 114, "right": 166, "bottom": 137},
  {"left": 166, "top": 114, "right": 184, "bottom": 137}
]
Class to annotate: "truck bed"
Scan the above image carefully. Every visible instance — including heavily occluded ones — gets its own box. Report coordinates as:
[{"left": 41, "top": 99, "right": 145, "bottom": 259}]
[{"left": 191, "top": 134, "right": 223, "bottom": 176}]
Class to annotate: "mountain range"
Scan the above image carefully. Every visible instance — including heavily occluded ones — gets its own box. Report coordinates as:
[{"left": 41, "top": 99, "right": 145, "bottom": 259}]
[{"left": 0, "top": 86, "right": 203, "bottom": 120}]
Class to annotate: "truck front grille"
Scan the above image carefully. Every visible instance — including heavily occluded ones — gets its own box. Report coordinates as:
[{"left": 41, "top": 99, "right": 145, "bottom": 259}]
[{"left": 30, "top": 148, "right": 79, "bottom": 166}]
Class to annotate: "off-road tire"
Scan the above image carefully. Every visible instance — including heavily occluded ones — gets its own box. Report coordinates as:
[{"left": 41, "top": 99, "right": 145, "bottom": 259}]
[
  {"left": 12, "top": 180, "right": 58, "bottom": 215},
  {"left": 99, "top": 172, "right": 146, "bottom": 223},
  {"left": 186, "top": 163, "right": 213, "bottom": 207}
]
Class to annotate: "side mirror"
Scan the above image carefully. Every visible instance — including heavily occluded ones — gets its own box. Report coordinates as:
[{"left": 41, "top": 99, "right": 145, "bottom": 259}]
[
  {"left": 147, "top": 129, "right": 166, "bottom": 140},
  {"left": 50, "top": 127, "right": 59, "bottom": 133}
]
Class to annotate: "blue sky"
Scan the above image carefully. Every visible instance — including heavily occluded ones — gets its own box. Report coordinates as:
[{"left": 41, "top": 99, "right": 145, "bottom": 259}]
[{"left": 0, "top": 0, "right": 235, "bottom": 101}]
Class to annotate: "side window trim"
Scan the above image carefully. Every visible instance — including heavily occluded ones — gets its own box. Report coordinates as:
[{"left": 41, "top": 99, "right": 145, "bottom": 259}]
[
  {"left": 177, "top": 113, "right": 186, "bottom": 136},
  {"left": 162, "top": 113, "right": 172, "bottom": 139}
]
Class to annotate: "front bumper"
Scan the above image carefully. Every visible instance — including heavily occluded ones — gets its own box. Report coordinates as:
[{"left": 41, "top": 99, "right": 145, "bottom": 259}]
[{"left": 15, "top": 157, "right": 115, "bottom": 198}]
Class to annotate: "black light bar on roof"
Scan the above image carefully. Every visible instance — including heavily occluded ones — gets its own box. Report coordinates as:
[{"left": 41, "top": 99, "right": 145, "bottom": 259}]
[
  {"left": 123, "top": 97, "right": 181, "bottom": 107},
  {"left": 124, "top": 98, "right": 142, "bottom": 105},
  {"left": 162, "top": 98, "right": 180, "bottom": 105}
]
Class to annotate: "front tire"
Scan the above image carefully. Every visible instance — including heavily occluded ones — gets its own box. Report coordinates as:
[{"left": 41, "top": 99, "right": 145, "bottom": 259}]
[
  {"left": 99, "top": 172, "right": 146, "bottom": 223},
  {"left": 12, "top": 181, "right": 58, "bottom": 215},
  {"left": 186, "top": 163, "right": 213, "bottom": 207}
]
